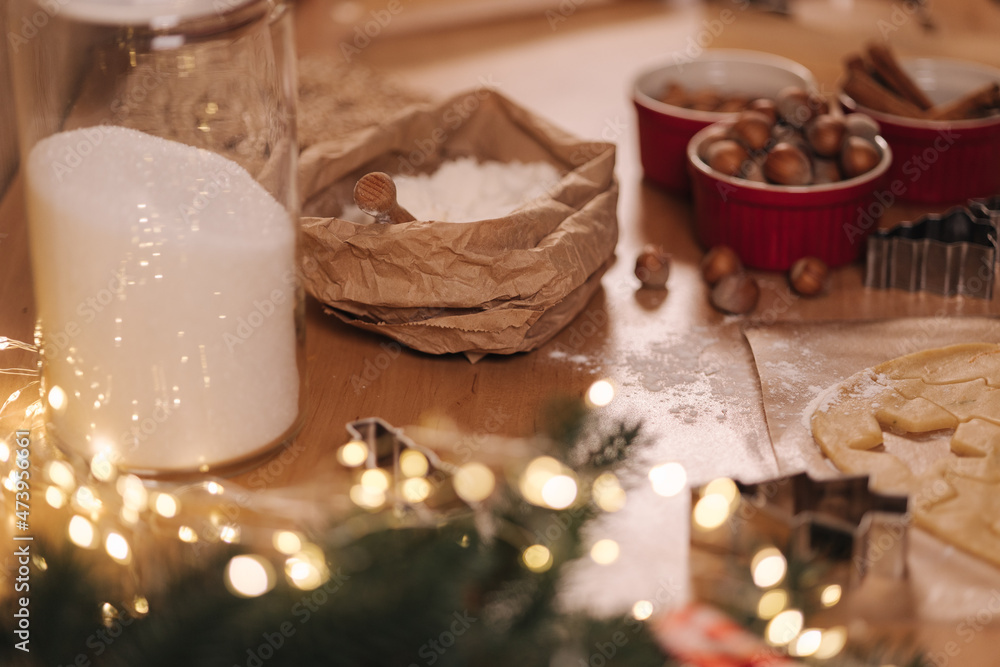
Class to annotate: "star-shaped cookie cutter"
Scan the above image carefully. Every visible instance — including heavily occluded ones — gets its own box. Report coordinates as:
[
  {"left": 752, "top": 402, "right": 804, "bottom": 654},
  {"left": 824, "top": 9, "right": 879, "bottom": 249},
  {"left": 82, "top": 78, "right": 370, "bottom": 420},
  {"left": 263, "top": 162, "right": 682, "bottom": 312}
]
[{"left": 864, "top": 205, "right": 997, "bottom": 299}]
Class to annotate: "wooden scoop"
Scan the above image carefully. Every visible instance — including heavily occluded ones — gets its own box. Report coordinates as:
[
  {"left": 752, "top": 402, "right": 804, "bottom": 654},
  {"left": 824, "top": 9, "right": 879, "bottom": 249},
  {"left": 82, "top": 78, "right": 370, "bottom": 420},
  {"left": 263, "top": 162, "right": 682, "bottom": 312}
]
[{"left": 353, "top": 172, "right": 416, "bottom": 224}]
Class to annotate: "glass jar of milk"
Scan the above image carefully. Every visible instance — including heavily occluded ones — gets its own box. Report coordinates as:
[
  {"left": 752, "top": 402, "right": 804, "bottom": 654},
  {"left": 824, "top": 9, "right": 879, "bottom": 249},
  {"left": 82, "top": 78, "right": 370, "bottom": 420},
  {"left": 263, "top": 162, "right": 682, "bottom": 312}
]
[{"left": 9, "top": 0, "right": 304, "bottom": 475}]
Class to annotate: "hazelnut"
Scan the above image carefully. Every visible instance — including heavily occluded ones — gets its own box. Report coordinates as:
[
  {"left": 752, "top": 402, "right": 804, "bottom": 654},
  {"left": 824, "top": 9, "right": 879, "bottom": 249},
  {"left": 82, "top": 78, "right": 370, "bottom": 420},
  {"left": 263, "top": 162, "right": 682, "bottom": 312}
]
[
  {"left": 806, "top": 115, "right": 847, "bottom": 158},
  {"left": 635, "top": 245, "right": 671, "bottom": 288},
  {"left": 747, "top": 98, "right": 778, "bottom": 125},
  {"left": 729, "top": 110, "right": 774, "bottom": 152},
  {"left": 844, "top": 113, "right": 880, "bottom": 142},
  {"left": 811, "top": 158, "right": 843, "bottom": 184},
  {"left": 716, "top": 96, "right": 751, "bottom": 113},
  {"left": 689, "top": 89, "right": 724, "bottom": 111},
  {"left": 789, "top": 257, "right": 829, "bottom": 296},
  {"left": 840, "top": 136, "right": 881, "bottom": 179},
  {"left": 742, "top": 159, "right": 766, "bottom": 183},
  {"left": 711, "top": 272, "right": 760, "bottom": 315},
  {"left": 807, "top": 92, "right": 831, "bottom": 117},
  {"left": 696, "top": 126, "right": 731, "bottom": 163},
  {"left": 763, "top": 142, "right": 813, "bottom": 186},
  {"left": 776, "top": 86, "right": 813, "bottom": 127},
  {"left": 705, "top": 140, "right": 750, "bottom": 177},
  {"left": 700, "top": 245, "right": 743, "bottom": 286},
  {"left": 659, "top": 82, "right": 689, "bottom": 107}
]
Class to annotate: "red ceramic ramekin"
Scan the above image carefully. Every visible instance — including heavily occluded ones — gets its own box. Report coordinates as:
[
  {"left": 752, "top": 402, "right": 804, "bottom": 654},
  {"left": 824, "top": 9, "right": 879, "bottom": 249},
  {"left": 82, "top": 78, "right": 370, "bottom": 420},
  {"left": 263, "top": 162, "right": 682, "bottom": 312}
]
[
  {"left": 687, "top": 124, "right": 893, "bottom": 271},
  {"left": 633, "top": 50, "right": 815, "bottom": 194},
  {"left": 841, "top": 57, "right": 1000, "bottom": 205}
]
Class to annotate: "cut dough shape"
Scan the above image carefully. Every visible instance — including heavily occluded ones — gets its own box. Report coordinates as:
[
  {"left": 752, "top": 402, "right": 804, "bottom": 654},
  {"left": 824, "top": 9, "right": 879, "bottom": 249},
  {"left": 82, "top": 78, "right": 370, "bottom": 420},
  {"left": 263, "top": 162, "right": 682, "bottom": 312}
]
[
  {"left": 875, "top": 392, "right": 958, "bottom": 433},
  {"left": 951, "top": 418, "right": 1000, "bottom": 457},
  {"left": 875, "top": 343, "right": 1000, "bottom": 386},
  {"left": 809, "top": 343, "right": 1000, "bottom": 568}
]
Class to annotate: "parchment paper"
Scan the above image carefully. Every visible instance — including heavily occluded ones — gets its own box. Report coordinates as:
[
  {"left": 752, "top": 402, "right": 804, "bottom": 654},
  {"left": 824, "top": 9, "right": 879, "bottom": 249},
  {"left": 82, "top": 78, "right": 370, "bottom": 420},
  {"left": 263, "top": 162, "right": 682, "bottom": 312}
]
[{"left": 746, "top": 316, "right": 1000, "bottom": 621}]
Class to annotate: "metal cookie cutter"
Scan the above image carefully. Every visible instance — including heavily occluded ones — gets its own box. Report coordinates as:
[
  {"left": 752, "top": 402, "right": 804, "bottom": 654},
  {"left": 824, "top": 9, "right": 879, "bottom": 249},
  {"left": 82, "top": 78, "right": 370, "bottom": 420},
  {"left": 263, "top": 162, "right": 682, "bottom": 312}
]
[{"left": 864, "top": 205, "right": 998, "bottom": 299}]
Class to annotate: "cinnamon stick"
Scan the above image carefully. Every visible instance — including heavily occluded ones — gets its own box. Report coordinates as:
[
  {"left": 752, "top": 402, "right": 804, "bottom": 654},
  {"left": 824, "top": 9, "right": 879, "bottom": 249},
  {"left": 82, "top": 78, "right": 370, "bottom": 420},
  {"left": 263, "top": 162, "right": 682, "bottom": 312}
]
[
  {"left": 866, "top": 43, "right": 934, "bottom": 111},
  {"left": 929, "top": 82, "right": 1000, "bottom": 120},
  {"left": 842, "top": 68, "right": 927, "bottom": 119}
]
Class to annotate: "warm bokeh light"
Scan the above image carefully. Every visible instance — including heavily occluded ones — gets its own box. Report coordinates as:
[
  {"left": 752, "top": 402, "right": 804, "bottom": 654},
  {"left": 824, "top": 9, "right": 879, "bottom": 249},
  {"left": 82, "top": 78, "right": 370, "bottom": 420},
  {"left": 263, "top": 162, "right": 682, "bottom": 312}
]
[
  {"left": 751, "top": 547, "right": 787, "bottom": 588},
  {"left": 90, "top": 451, "right": 117, "bottom": 482},
  {"left": 592, "top": 472, "right": 626, "bottom": 512},
  {"left": 649, "top": 463, "right": 687, "bottom": 497},
  {"left": 206, "top": 481, "right": 224, "bottom": 495},
  {"left": 692, "top": 494, "right": 730, "bottom": 530},
  {"left": 453, "top": 463, "right": 496, "bottom": 503},
  {"left": 133, "top": 596, "right": 149, "bottom": 615},
  {"left": 154, "top": 493, "right": 179, "bottom": 518},
  {"left": 814, "top": 626, "right": 848, "bottom": 659},
  {"left": 820, "top": 584, "right": 842, "bottom": 607},
  {"left": 0, "top": 441, "right": 9, "bottom": 463},
  {"left": 702, "top": 477, "right": 739, "bottom": 507},
  {"left": 631, "top": 600, "right": 654, "bottom": 621},
  {"left": 74, "top": 486, "right": 103, "bottom": 513},
  {"left": 45, "top": 486, "right": 66, "bottom": 509},
  {"left": 68, "top": 515, "right": 96, "bottom": 548},
  {"left": 789, "top": 628, "right": 823, "bottom": 658},
  {"left": 765, "top": 609, "right": 804, "bottom": 646},
  {"left": 586, "top": 379, "right": 616, "bottom": 407},
  {"left": 48, "top": 385, "right": 67, "bottom": 412},
  {"left": 226, "top": 555, "right": 274, "bottom": 598},
  {"left": 273, "top": 531, "right": 302, "bottom": 555},
  {"left": 541, "top": 474, "right": 578, "bottom": 509},
  {"left": 757, "top": 589, "right": 788, "bottom": 619},
  {"left": 118, "top": 475, "right": 148, "bottom": 512},
  {"left": 520, "top": 456, "right": 564, "bottom": 506},
  {"left": 47, "top": 460, "right": 76, "bottom": 491},
  {"left": 219, "top": 525, "right": 240, "bottom": 544},
  {"left": 590, "top": 539, "right": 620, "bottom": 565},
  {"left": 360, "top": 468, "right": 391, "bottom": 493},
  {"left": 350, "top": 484, "right": 385, "bottom": 510},
  {"left": 402, "top": 477, "right": 432, "bottom": 503},
  {"left": 399, "top": 449, "right": 429, "bottom": 478},
  {"left": 337, "top": 440, "right": 368, "bottom": 467},
  {"left": 522, "top": 544, "right": 553, "bottom": 573},
  {"left": 177, "top": 526, "right": 198, "bottom": 543},
  {"left": 105, "top": 532, "right": 130, "bottom": 563}
]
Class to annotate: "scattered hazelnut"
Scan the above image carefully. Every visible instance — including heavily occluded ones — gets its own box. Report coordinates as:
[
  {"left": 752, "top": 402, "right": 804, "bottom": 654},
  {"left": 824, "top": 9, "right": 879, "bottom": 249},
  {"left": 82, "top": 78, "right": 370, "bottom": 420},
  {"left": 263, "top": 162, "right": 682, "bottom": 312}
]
[
  {"left": 729, "top": 110, "right": 774, "bottom": 151},
  {"left": 711, "top": 272, "right": 760, "bottom": 315},
  {"left": 700, "top": 245, "right": 743, "bottom": 286},
  {"left": 747, "top": 98, "right": 778, "bottom": 125},
  {"left": 806, "top": 115, "right": 847, "bottom": 158},
  {"left": 706, "top": 140, "right": 750, "bottom": 177},
  {"left": 843, "top": 113, "right": 881, "bottom": 142},
  {"left": 635, "top": 245, "right": 671, "bottom": 288},
  {"left": 763, "top": 142, "right": 813, "bottom": 186},
  {"left": 659, "top": 82, "right": 689, "bottom": 107},
  {"left": 789, "top": 256, "right": 829, "bottom": 296},
  {"left": 776, "top": 86, "right": 813, "bottom": 127},
  {"left": 840, "top": 136, "right": 881, "bottom": 179}
]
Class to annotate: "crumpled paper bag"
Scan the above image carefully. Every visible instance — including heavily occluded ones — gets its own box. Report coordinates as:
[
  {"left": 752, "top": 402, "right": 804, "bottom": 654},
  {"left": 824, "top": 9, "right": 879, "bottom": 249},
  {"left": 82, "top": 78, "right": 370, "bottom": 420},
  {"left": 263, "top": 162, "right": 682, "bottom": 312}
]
[{"left": 297, "top": 89, "right": 618, "bottom": 361}]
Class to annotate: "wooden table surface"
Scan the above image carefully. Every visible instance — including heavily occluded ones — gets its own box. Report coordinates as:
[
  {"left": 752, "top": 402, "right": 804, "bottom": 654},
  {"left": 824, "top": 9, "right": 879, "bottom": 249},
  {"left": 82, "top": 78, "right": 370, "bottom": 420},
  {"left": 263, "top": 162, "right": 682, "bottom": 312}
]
[{"left": 3, "top": 0, "right": 1000, "bottom": 654}]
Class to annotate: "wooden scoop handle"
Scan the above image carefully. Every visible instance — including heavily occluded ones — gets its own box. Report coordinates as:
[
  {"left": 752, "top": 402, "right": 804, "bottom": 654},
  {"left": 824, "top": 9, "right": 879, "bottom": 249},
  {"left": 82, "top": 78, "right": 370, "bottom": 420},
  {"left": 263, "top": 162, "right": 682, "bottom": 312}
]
[{"left": 354, "top": 172, "right": 416, "bottom": 224}]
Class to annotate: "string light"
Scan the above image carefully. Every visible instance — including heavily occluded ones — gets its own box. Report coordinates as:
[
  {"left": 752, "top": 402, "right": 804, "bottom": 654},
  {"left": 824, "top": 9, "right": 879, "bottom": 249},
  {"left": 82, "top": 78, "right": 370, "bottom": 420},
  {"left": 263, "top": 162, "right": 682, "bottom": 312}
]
[
  {"left": 453, "top": 463, "right": 495, "bottom": 503},
  {"left": 225, "top": 555, "right": 274, "bottom": 598},
  {"left": 585, "top": 379, "right": 616, "bottom": 407},
  {"left": 631, "top": 600, "right": 654, "bottom": 621},
  {"left": 751, "top": 547, "right": 787, "bottom": 588},
  {"left": 649, "top": 463, "right": 686, "bottom": 497},
  {"left": 522, "top": 545, "right": 552, "bottom": 573},
  {"left": 337, "top": 440, "right": 368, "bottom": 467},
  {"left": 590, "top": 539, "right": 620, "bottom": 565},
  {"left": 592, "top": 472, "right": 626, "bottom": 512},
  {"left": 765, "top": 609, "right": 803, "bottom": 646}
]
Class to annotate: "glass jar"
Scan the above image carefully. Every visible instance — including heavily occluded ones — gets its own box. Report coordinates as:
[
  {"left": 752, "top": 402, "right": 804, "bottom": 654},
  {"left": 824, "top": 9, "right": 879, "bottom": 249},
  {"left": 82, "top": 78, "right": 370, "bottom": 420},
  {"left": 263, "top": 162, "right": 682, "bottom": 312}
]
[{"left": 9, "top": 0, "right": 304, "bottom": 475}]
